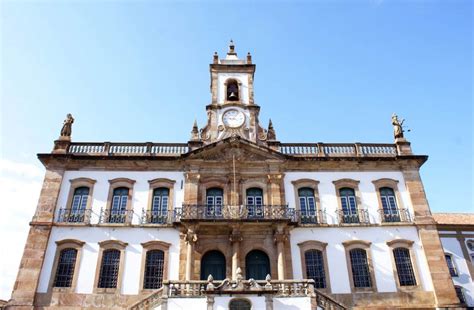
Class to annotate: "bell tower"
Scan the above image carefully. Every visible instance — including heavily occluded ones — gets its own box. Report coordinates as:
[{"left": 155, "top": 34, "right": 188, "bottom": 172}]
[{"left": 192, "top": 41, "right": 276, "bottom": 147}]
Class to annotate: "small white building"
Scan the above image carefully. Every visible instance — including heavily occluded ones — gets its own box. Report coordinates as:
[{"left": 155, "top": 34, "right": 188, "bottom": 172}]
[{"left": 6, "top": 42, "right": 463, "bottom": 309}]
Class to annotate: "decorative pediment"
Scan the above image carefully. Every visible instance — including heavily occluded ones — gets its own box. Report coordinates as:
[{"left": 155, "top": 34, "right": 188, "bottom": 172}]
[{"left": 184, "top": 136, "right": 285, "bottom": 162}]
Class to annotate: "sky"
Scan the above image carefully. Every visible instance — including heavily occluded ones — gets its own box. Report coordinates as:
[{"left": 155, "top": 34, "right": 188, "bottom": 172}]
[{"left": 0, "top": 0, "right": 472, "bottom": 301}]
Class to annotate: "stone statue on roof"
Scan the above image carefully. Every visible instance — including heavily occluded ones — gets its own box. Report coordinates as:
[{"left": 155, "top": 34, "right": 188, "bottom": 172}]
[
  {"left": 60, "top": 113, "right": 74, "bottom": 137},
  {"left": 392, "top": 113, "right": 404, "bottom": 139}
]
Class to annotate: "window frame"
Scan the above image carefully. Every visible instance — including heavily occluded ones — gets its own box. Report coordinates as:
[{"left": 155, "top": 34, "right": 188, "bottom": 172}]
[
  {"left": 94, "top": 240, "right": 128, "bottom": 293},
  {"left": 444, "top": 253, "right": 458, "bottom": 277},
  {"left": 62, "top": 178, "right": 96, "bottom": 224},
  {"left": 146, "top": 178, "right": 176, "bottom": 225},
  {"left": 297, "top": 240, "right": 331, "bottom": 293},
  {"left": 105, "top": 178, "right": 136, "bottom": 224},
  {"left": 372, "top": 178, "right": 407, "bottom": 224},
  {"left": 342, "top": 240, "right": 377, "bottom": 293},
  {"left": 291, "top": 179, "right": 322, "bottom": 225},
  {"left": 48, "top": 239, "right": 84, "bottom": 292},
  {"left": 454, "top": 285, "right": 467, "bottom": 305},
  {"left": 386, "top": 239, "right": 421, "bottom": 291},
  {"left": 333, "top": 179, "right": 366, "bottom": 225},
  {"left": 140, "top": 240, "right": 171, "bottom": 292}
]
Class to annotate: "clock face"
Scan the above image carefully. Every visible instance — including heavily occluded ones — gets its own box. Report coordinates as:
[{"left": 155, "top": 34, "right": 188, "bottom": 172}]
[{"left": 222, "top": 109, "right": 245, "bottom": 128}]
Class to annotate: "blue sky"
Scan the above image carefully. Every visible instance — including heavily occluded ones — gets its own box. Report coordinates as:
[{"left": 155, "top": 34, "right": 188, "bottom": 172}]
[{"left": 0, "top": 0, "right": 472, "bottom": 300}]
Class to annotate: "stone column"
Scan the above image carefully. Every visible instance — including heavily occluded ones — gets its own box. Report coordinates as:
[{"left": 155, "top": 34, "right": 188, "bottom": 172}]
[
  {"left": 274, "top": 226, "right": 288, "bottom": 280},
  {"left": 8, "top": 168, "right": 65, "bottom": 308},
  {"left": 230, "top": 228, "right": 243, "bottom": 280},
  {"left": 267, "top": 174, "right": 283, "bottom": 205},
  {"left": 403, "top": 169, "right": 459, "bottom": 306},
  {"left": 185, "top": 227, "right": 197, "bottom": 281},
  {"left": 184, "top": 172, "right": 200, "bottom": 205}
]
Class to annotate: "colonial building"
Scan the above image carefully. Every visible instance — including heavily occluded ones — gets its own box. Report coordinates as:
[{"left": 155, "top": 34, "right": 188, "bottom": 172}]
[{"left": 6, "top": 42, "right": 464, "bottom": 309}]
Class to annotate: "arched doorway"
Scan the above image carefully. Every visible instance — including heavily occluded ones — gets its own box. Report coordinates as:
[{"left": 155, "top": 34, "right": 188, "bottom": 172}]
[
  {"left": 245, "top": 250, "right": 270, "bottom": 280},
  {"left": 200, "top": 250, "right": 226, "bottom": 280}
]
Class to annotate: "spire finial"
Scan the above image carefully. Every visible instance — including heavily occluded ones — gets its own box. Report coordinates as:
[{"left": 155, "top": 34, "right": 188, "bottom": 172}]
[
  {"left": 228, "top": 39, "right": 237, "bottom": 55},
  {"left": 267, "top": 119, "right": 276, "bottom": 141},
  {"left": 190, "top": 119, "right": 200, "bottom": 141}
]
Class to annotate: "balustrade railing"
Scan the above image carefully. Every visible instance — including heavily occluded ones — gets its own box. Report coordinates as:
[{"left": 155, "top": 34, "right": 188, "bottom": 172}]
[
  {"left": 279, "top": 143, "right": 397, "bottom": 157},
  {"left": 67, "top": 142, "right": 188, "bottom": 156},
  {"left": 56, "top": 208, "right": 92, "bottom": 223},
  {"left": 378, "top": 208, "right": 412, "bottom": 223},
  {"left": 336, "top": 209, "right": 370, "bottom": 225},
  {"left": 99, "top": 209, "right": 135, "bottom": 224},
  {"left": 175, "top": 205, "right": 296, "bottom": 222}
]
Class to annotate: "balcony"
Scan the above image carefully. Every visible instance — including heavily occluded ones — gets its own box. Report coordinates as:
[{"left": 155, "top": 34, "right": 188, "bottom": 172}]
[
  {"left": 378, "top": 208, "right": 412, "bottom": 223},
  {"left": 336, "top": 209, "right": 370, "bottom": 225},
  {"left": 99, "top": 209, "right": 134, "bottom": 224},
  {"left": 296, "top": 210, "right": 328, "bottom": 225},
  {"left": 141, "top": 210, "right": 173, "bottom": 225},
  {"left": 175, "top": 204, "right": 296, "bottom": 222},
  {"left": 56, "top": 208, "right": 92, "bottom": 224}
]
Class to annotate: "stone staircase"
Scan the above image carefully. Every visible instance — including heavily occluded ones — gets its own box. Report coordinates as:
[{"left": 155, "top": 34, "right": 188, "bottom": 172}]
[{"left": 129, "top": 278, "right": 347, "bottom": 310}]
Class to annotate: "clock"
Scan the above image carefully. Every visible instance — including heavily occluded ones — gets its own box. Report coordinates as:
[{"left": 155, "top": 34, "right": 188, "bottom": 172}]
[{"left": 222, "top": 109, "right": 245, "bottom": 128}]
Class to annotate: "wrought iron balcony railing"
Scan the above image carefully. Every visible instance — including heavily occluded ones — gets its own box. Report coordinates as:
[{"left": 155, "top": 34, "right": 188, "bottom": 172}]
[
  {"left": 294, "top": 209, "right": 327, "bottom": 225},
  {"left": 378, "top": 208, "right": 412, "bottom": 223},
  {"left": 99, "top": 209, "right": 135, "bottom": 224},
  {"left": 175, "top": 204, "right": 296, "bottom": 221},
  {"left": 56, "top": 208, "right": 92, "bottom": 223},
  {"left": 336, "top": 209, "right": 370, "bottom": 225},
  {"left": 141, "top": 209, "right": 172, "bottom": 224}
]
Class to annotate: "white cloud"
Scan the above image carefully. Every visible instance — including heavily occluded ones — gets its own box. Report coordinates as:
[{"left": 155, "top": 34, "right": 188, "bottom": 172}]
[{"left": 0, "top": 159, "right": 44, "bottom": 301}]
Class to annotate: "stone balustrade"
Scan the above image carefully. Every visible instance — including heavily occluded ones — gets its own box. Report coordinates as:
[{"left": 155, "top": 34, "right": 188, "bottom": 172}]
[{"left": 279, "top": 143, "right": 398, "bottom": 157}]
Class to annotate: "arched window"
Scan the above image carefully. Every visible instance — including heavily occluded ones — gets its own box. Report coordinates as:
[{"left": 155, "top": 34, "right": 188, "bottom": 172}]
[
  {"left": 68, "top": 187, "right": 89, "bottom": 222},
  {"left": 200, "top": 250, "right": 226, "bottom": 280},
  {"left": 143, "top": 250, "right": 165, "bottom": 289},
  {"left": 246, "top": 250, "right": 270, "bottom": 280},
  {"left": 53, "top": 248, "right": 78, "bottom": 287},
  {"left": 110, "top": 187, "right": 129, "bottom": 223},
  {"left": 393, "top": 247, "right": 417, "bottom": 286},
  {"left": 298, "top": 187, "right": 317, "bottom": 224},
  {"left": 226, "top": 79, "right": 239, "bottom": 101},
  {"left": 445, "top": 253, "right": 458, "bottom": 277},
  {"left": 304, "top": 249, "right": 326, "bottom": 288},
  {"left": 206, "top": 188, "right": 223, "bottom": 218},
  {"left": 379, "top": 187, "right": 400, "bottom": 222},
  {"left": 349, "top": 248, "right": 372, "bottom": 288},
  {"left": 229, "top": 298, "right": 251, "bottom": 310},
  {"left": 98, "top": 249, "right": 121, "bottom": 288},
  {"left": 339, "top": 188, "right": 358, "bottom": 223},
  {"left": 246, "top": 187, "right": 263, "bottom": 219},
  {"left": 151, "top": 187, "right": 169, "bottom": 224}
]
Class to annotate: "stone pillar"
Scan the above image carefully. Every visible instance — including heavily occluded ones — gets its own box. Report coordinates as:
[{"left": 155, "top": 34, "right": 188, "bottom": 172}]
[
  {"left": 185, "top": 227, "right": 197, "bottom": 281},
  {"left": 267, "top": 174, "right": 283, "bottom": 205},
  {"left": 206, "top": 295, "right": 215, "bottom": 310},
  {"left": 403, "top": 169, "right": 459, "bottom": 307},
  {"left": 184, "top": 172, "right": 200, "bottom": 204},
  {"left": 274, "top": 226, "right": 288, "bottom": 280},
  {"left": 230, "top": 228, "right": 242, "bottom": 280},
  {"left": 8, "top": 168, "right": 65, "bottom": 308},
  {"left": 265, "top": 294, "right": 273, "bottom": 310}
]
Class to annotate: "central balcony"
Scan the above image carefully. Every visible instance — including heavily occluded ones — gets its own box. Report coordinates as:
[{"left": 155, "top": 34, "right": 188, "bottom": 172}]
[{"left": 175, "top": 204, "right": 296, "bottom": 222}]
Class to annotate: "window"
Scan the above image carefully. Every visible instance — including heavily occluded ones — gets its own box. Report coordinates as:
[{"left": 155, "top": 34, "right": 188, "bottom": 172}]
[
  {"left": 393, "top": 248, "right": 417, "bottom": 286},
  {"left": 229, "top": 299, "right": 251, "bottom": 310},
  {"left": 455, "top": 286, "right": 466, "bottom": 304},
  {"left": 98, "top": 249, "right": 121, "bottom": 288},
  {"left": 339, "top": 188, "right": 359, "bottom": 224},
  {"left": 150, "top": 188, "right": 169, "bottom": 224},
  {"left": 246, "top": 187, "right": 263, "bottom": 219},
  {"left": 60, "top": 178, "right": 96, "bottom": 223},
  {"left": 297, "top": 240, "right": 331, "bottom": 292},
  {"left": 143, "top": 250, "right": 164, "bottom": 289},
  {"left": 304, "top": 249, "right": 326, "bottom": 288},
  {"left": 380, "top": 187, "right": 400, "bottom": 222},
  {"left": 298, "top": 187, "right": 317, "bottom": 224},
  {"left": 445, "top": 254, "right": 458, "bottom": 277},
  {"left": 110, "top": 187, "right": 129, "bottom": 223},
  {"left": 349, "top": 248, "right": 372, "bottom": 288},
  {"left": 200, "top": 250, "right": 226, "bottom": 280},
  {"left": 245, "top": 250, "right": 270, "bottom": 280},
  {"left": 53, "top": 248, "right": 78, "bottom": 287},
  {"left": 68, "top": 187, "right": 89, "bottom": 222},
  {"left": 206, "top": 187, "right": 223, "bottom": 218},
  {"left": 226, "top": 79, "right": 239, "bottom": 101}
]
